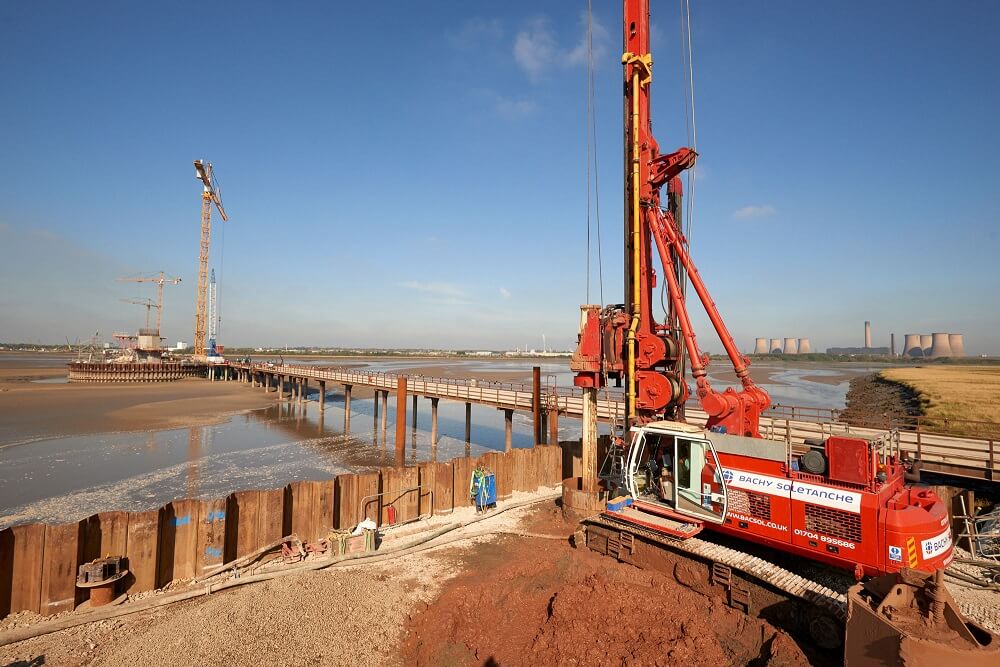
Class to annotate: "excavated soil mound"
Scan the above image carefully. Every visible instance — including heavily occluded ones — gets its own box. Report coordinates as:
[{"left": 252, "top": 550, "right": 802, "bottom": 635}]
[{"left": 402, "top": 534, "right": 812, "bottom": 666}]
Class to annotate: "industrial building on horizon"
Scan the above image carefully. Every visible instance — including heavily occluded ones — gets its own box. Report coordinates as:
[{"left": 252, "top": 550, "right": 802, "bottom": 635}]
[
  {"left": 752, "top": 337, "right": 811, "bottom": 355},
  {"left": 753, "top": 321, "right": 966, "bottom": 358},
  {"left": 902, "top": 332, "right": 965, "bottom": 358}
]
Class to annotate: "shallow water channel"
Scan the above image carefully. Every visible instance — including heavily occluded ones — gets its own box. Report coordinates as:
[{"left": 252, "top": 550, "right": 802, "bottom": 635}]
[{"left": 0, "top": 359, "right": 877, "bottom": 527}]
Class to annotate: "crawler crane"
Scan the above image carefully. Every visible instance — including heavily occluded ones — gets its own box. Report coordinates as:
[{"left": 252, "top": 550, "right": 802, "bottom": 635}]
[{"left": 571, "top": 0, "right": 953, "bottom": 577}]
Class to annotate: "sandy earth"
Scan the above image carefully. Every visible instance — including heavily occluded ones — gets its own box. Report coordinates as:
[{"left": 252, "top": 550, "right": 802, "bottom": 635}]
[
  {"left": 0, "top": 499, "right": 817, "bottom": 667},
  {"left": 0, "top": 374, "right": 278, "bottom": 447}
]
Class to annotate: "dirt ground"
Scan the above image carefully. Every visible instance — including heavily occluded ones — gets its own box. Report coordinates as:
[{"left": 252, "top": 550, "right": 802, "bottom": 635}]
[
  {"left": 402, "top": 539, "right": 812, "bottom": 665},
  {"left": 0, "top": 500, "right": 817, "bottom": 667}
]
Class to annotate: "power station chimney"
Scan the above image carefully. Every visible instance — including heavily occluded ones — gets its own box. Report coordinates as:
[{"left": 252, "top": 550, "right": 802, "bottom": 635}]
[
  {"left": 770, "top": 338, "right": 782, "bottom": 354},
  {"left": 797, "top": 338, "right": 812, "bottom": 353},
  {"left": 903, "top": 333, "right": 923, "bottom": 357},
  {"left": 783, "top": 337, "right": 798, "bottom": 355},
  {"left": 864, "top": 321, "right": 872, "bottom": 349},
  {"left": 930, "top": 332, "right": 953, "bottom": 358},
  {"left": 753, "top": 338, "right": 769, "bottom": 354},
  {"left": 948, "top": 333, "right": 965, "bottom": 357},
  {"left": 920, "top": 334, "right": 933, "bottom": 357},
  {"left": 890, "top": 333, "right": 896, "bottom": 357}
]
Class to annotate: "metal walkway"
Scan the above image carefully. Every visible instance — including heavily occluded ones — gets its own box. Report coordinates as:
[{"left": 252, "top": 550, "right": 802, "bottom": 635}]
[{"left": 222, "top": 362, "right": 998, "bottom": 482}]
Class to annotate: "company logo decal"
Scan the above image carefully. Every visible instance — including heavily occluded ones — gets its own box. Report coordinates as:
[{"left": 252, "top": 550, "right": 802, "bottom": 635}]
[
  {"left": 721, "top": 469, "right": 862, "bottom": 513},
  {"left": 921, "top": 529, "right": 952, "bottom": 560},
  {"left": 888, "top": 545, "right": 902, "bottom": 562}
]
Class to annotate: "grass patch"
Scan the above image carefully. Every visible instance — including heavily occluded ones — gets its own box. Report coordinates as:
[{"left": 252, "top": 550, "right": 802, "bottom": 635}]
[{"left": 880, "top": 366, "right": 1000, "bottom": 436}]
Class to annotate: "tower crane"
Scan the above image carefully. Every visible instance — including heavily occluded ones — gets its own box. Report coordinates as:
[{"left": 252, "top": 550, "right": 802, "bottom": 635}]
[
  {"left": 117, "top": 271, "right": 181, "bottom": 334},
  {"left": 121, "top": 297, "right": 158, "bottom": 330},
  {"left": 570, "top": 0, "right": 952, "bottom": 579},
  {"left": 193, "top": 160, "right": 228, "bottom": 359}
]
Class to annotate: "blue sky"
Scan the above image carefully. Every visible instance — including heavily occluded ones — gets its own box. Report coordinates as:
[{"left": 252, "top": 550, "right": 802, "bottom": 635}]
[{"left": 1, "top": 1, "right": 997, "bottom": 353}]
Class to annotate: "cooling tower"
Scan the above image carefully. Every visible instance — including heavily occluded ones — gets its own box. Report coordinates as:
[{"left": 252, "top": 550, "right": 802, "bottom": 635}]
[
  {"left": 783, "top": 337, "right": 798, "bottom": 354},
  {"left": 798, "top": 338, "right": 812, "bottom": 353},
  {"left": 864, "top": 321, "right": 872, "bottom": 349},
  {"left": 949, "top": 333, "right": 965, "bottom": 357},
  {"left": 903, "top": 334, "right": 923, "bottom": 357},
  {"left": 920, "top": 334, "right": 933, "bottom": 357},
  {"left": 929, "top": 332, "right": 953, "bottom": 358},
  {"left": 770, "top": 338, "right": 783, "bottom": 354},
  {"left": 753, "top": 338, "right": 769, "bottom": 354}
]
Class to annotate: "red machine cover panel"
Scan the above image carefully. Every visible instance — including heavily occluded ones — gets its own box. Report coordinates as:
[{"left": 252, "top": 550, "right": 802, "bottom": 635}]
[{"left": 825, "top": 437, "right": 869, "bottom": 485}]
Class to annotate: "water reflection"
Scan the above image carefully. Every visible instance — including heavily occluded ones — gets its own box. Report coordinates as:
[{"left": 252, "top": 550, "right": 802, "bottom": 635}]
[{"left": 0, "top": 360, "right": 874, "bottom": 527}]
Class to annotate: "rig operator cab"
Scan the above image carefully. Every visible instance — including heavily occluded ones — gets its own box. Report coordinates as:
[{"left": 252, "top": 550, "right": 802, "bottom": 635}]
[{"left": 603, "top": 421, "right": 730, "bottom": 537}]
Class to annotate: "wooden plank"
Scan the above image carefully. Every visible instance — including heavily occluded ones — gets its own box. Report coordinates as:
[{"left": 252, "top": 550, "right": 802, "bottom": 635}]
[
  {"left": 232, "top": 491, "right": 261, "bottom": 559},
  {"left": 125, "top": 509, "right": 160, "bottom": 595},
  {"left": 196, "top": 498, "right": 227, "bottom": 575},
  {"left": 258, "top": 488, "right": 285, "bottom": 545},
  {"left": 39, "top": 522, "right": 81, "bottom": 616},
  {"left": 8, "top": 523, "right": 45, "bottom": 614}
]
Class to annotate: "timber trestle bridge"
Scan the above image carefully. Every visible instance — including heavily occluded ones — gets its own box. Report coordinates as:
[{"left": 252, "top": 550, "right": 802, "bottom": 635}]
[{"left": 216, "top": 361, "right": 999, "bottom": 484}]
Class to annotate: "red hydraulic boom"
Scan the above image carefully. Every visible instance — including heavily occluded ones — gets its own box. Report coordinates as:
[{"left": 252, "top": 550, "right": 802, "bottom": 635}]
[{"left": 571, "top": 0, "right": 768, "bottom": 437}]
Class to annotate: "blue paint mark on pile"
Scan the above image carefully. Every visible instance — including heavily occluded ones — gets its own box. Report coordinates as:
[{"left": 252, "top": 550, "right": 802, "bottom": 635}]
[
  {"left": 204, "top": 546, "right": 223, "bottom": 558},
  {"left": 205, "top": 511, "right": 226, "bottom": 522},
  {"left": 174, "top": 515, "right": 191, "bottom": 526}
]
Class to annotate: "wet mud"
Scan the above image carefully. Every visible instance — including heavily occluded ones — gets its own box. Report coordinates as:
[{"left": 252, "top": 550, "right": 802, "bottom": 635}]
[{"left": 839, "top": 372, "right": 922, "bottom": 425}]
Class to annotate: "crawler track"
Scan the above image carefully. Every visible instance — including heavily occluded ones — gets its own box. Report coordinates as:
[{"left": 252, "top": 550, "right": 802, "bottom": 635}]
[
  {"left": 586, "top": 513, "right": 847, "bottom": 618},
  {"left": 585, "top": 513, "right": 1000, "bottom": 637}
]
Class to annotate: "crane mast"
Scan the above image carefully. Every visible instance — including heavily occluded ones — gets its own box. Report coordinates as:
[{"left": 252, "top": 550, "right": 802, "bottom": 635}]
[
  {"left": 571, "top": 0, "right": 769, "bottom": 437},
  {"left": 117, "top": 271, "right": 181, "bottom": 334},
  {"left": 193, "top": 160, "right": 228, "bottom": 360}
]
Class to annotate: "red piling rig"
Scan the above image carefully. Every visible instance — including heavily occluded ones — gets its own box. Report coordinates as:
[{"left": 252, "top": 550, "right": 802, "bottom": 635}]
[{"left": 572, "top": 0, "right": 769, "bottom": 437}]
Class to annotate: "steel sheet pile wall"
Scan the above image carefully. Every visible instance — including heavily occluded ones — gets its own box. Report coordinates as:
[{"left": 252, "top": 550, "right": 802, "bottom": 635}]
[{"left": 0, "top": 445, "right": 562, "bottom": 620}]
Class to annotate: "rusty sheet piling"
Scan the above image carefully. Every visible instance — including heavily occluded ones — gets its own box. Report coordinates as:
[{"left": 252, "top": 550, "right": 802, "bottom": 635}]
[{"left": 0, "top": 445, "right": 566, "bottom": 622}]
